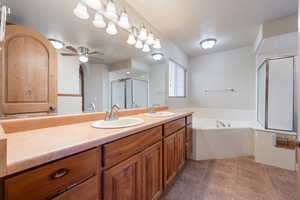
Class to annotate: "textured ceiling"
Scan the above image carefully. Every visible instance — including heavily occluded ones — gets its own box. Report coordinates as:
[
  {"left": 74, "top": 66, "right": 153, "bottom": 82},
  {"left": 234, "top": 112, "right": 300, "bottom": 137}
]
[{"left": 126, "top": 0, "right": 298, "bottom": 56}]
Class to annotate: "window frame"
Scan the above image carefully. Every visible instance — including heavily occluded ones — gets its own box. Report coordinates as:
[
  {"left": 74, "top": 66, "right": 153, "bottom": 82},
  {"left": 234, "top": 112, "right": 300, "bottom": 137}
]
[{"left": 168, "top": 59, "right": 187, "bottom": 98}]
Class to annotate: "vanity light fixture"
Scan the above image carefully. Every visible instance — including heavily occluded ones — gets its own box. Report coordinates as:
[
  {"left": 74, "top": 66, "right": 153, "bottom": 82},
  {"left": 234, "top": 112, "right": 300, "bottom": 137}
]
[
  {"left": 142, "top": 43, "right": 150, "bottom": 52},
  {"left": 118, "top": 10, "right": 130, "bottom": 29},
  {"left": 135, "top": 39, "right": 143, "bottom": 49},
  {"left": 73, "top": 2, "right": 89, "bottom": 19},
  {"left": 93, "top": 13, "right": 106, "bottom": 28},
  {"left": 106, "top": 22, "right": 118, "bottom": 35},
  {"left": 200, "top": 38, "right": 217, "bottom": 49},
  {"left": 49, "top": 39, "right": 65, "bottom": 49},
  {"left": 84, "top": 0, "right": 102, "bottom": 10},
  {"left": 146, "top": 32, "right": 155, "bottom": 45},
  {"left": 152, "top": 52, "right": 163, "bottom": 61},
  {"left": 126, "top": 71, "right": 131, "bottom": 74},
  {"left": 79, "top": 55, "right": 89, "bottom": 63},
  {"left": 127, "top": 32, "right": 136, "bottom": 45},
  {"left": 73, "top": 0, "right": 163, "bottom": 52},
  {"left": 105, "top": 0, "right": 118, "bottom": 21},
  {"left": 138, "top": 25, "right": 148, "bottom": 41},
  {"left": 153, "top": 38, "right": 161, "bottom": 49}
]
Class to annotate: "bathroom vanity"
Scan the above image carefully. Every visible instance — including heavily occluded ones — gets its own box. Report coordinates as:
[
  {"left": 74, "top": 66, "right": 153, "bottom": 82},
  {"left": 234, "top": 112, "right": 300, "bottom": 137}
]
[{"left": 0, "top": 108, "right": 193, "bottom": 200}]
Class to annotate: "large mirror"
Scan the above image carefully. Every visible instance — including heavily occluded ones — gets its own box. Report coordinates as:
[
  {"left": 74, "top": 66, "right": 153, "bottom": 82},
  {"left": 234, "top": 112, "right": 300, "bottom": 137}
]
[{"left": 1, "top": 0, "right": 169, "bottom": 117}]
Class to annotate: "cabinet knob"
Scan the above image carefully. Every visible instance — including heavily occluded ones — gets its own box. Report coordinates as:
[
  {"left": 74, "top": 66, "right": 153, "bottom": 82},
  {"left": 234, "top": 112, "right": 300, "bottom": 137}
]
[{"left": 49, "top": 105, "right": 56, "bottom": 111}]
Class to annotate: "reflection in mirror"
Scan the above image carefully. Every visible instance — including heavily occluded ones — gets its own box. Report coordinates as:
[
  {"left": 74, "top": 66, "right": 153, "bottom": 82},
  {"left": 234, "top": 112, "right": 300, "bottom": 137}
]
[{"left": 0, "top": 0, "right": 169, "bottom": 118}]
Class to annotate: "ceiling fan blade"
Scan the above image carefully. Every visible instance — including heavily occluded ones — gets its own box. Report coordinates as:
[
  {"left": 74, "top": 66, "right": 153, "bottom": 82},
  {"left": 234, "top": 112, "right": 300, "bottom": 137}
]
[
  {"left": 88, "top": 51, "right": 103, "bottom": 55},
  {"left": 66, "top": 46, "right": 78, "bottom": 53},
  {"left": 60, "top": 53, "right": 78, "bottom": 56}
]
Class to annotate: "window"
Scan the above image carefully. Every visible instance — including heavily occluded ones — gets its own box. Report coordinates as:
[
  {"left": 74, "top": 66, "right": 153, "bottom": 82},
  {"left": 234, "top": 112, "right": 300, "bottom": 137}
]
[{"left": 169, "top": 60, "right": 186, "bottom": 97}]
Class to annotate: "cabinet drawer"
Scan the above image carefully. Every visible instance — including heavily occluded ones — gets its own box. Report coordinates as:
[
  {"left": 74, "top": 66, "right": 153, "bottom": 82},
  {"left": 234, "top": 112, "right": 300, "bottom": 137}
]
[
  {"left": 103, "top": 126, "right": 163, "bottom": 168},
  {"left": 53, "top": 177, "right": 98, "bottom": 200},
  {"left": 164, "top": 118, "right": 185, "bottom": 137},
  {"left": 5, "top": 149, "right": 97, "bottom": 200},
  {"left": 186, "top": 115, "right": 192, "bottom": 125}
]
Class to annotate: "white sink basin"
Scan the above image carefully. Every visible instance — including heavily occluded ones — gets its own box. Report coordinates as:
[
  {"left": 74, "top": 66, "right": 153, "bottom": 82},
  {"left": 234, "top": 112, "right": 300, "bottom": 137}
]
[
  {"left": 144, "top": 112, "right": 176, "bottom": 117},
  {"left": 91, "top": 117, "right": 145, "bottom": 129}
]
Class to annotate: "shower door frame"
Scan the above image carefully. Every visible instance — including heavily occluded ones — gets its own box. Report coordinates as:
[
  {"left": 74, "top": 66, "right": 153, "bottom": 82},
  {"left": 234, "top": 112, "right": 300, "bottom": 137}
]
[
  {"left": 257, "top": 56, "right": 296, "bottom": 132},
  {"left": 110, "top": 78, "right": 149, "bottom": 109}
]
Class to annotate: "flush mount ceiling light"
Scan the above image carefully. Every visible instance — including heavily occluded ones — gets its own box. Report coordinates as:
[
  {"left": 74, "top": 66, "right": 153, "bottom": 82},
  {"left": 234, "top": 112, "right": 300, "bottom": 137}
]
[
  {"left": 73, "top": 0, "right": 162, "bottom": 52},
  {"left": 200, "top": 38, "right": 217, "bottom": 49},
  {"left": 152, "top": 52, "right": 163, "bottom": 61},
  {"left": 49, "top": 39, "right": 65, "bottom": 49},
  {"left": 73, "top": 2, "right": 89, "bottom": 19},
  {"left": 79, "top": 54, "right": 89, "bottom": 63},
  {"left": 93, "top": 13, "right": 106, "bottom": 28}
]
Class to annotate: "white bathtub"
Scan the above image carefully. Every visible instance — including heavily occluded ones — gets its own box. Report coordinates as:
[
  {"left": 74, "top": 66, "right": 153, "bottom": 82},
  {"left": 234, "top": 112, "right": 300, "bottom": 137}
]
[{"left": 192, "top": 118, "right": 254, "bottom": 160}]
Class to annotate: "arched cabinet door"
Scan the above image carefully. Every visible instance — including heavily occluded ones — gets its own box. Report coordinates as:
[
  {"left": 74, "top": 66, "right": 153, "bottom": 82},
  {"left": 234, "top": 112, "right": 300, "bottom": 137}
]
[{"left": 0, "top": 24, "right": 57, "bottom": 116}]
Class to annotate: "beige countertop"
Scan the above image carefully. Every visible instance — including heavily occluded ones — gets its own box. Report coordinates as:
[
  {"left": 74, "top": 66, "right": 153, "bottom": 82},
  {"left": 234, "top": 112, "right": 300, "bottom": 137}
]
[{"left": 3, "top": 110, "right": 192, "bottom": 176}]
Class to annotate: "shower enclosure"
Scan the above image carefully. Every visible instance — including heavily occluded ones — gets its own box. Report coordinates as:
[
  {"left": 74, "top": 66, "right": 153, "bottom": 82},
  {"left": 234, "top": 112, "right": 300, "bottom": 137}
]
[
  {"left": 257, "top": 56, "right": 295, "bottom": 131},
  {"left": 111, "top": 78, "right": 149, "bottom": 109}
]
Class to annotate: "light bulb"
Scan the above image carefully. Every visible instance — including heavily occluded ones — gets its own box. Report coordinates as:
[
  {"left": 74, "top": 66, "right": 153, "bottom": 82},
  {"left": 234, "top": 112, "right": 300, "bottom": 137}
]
[
  {"left": 152, "top": 52, "right": 163, "bottom": 61},
  {"left": 153, "top": 38, "right": 161, "bottom": 49},
  {"left": 73, "top": 2, "right": 89, "bottom": 19},
  {"left": 138, "top": 25, "right": 147, "bottom": 41},
  {"left": 135, "top": 40, "right": 143, "bottom": 49},
  {"left": 142, "top": 43, "right": 150, "bottom": 52},
  {"left": 84, "top": 0, "right": 102, "bottom": 10},
  {"left": 49, "top": 39, "right": 64, "bottom": 50},
  {"left": 200, "top": 39, "right": 217, "bottom": 49},
  {"left": 146, "top": 33, "right": 155, "bottom": 45},
  {"left": 127, "top": 33, "right": 136, "bottom": 45},
  {"left": 118, "top": 11, "right": 130, "bottom": 29},
  {"left": 106, "top": 22, "right": 118, "bottom": 35},
  {"left": 93, "top": 13, "right": 106, "bottom": 28},
  {"left": 79, "top": 55, "right": 89, "bottom": 63},
  {"left": 105, "top": 0, "right": 118, "bottom": 21}
]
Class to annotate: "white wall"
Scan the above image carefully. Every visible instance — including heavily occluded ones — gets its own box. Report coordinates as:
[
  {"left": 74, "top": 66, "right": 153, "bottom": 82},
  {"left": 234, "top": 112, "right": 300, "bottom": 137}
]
[
  {"left": 188, "top": 46, "right": 256, "bottom": 110},
  {"left": 57, "top": 54, "right": 82, "bottom": 114},
  {"left": 149, "top": 63, "right": 167, "bottom": 106},
  {"left": 83, "top": 63, "right": 109, "bottom": 112}
]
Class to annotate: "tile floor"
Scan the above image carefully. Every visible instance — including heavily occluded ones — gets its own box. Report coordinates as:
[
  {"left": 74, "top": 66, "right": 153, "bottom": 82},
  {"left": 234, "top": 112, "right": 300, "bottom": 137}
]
[{"left": 161, "top": 157, "right": 297, "bottom": 200}]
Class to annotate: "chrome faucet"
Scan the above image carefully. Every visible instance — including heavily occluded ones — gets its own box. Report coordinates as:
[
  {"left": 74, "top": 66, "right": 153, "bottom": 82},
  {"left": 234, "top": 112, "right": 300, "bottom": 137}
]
[
  {"left": 90, "top": 103, "right": 96, "bottom": 112},
  {"left": 149, "top": 104, "right": 160, "bottom": 113},
  {"left": 105, "top": 104, "right": 120, "bottom": 121},
  {"left": 216, "top": 120, "right": 226, "bottom": 127}
]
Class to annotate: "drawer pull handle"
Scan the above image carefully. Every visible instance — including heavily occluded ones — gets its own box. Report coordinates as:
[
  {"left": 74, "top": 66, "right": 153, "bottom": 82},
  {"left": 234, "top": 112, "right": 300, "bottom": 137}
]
[{"left": 51, "top": 168, "right": 70, "bottom": 179}]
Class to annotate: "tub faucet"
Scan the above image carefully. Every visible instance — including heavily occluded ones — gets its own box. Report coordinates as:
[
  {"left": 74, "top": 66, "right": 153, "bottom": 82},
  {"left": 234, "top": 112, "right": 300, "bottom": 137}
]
[
  {"left": 105, "top": 104, "right": 120, "bottom": 121},
  {"left": 216, "top": 120, "right": 226, "bottom": 127}
]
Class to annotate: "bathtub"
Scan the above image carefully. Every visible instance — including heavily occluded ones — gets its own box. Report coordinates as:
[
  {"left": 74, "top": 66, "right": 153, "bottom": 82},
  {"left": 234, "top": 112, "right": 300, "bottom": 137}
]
[{"left": 192, "top": 118, "right": 254, "bottom": 160}]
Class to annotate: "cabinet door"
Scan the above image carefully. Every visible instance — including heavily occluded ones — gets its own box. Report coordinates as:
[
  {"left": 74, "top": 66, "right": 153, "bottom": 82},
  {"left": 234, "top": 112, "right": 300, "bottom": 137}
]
[
  {"left": 103, "top": 153, "right": 143, "bottom": 200},
  {"left": 163, "top": 134, "right": 176, "bottom": 187},
  {"left": 175, "top": 128, "right": 185, "bottom": 172},
  {"left": 0, "top": 24, "right": 57, "bottom": 116},
  {"left": 142, "top": 142, "right": 163, "bottom": 200},
  {"left": 52, "top": 177, "right": 98, "bottom": 200}
]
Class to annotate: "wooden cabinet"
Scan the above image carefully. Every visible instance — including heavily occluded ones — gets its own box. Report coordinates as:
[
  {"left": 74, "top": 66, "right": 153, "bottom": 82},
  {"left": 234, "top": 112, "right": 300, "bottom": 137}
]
[
  {"left": 142, "top": 142, "right": 163, "bottom": 200},
  {"left": 103, "top": 142, "right": 163, "bottom": 200},
  {"left": 0, "top": 24, "right": 57, "bottom": 116},
  {"left": 103, "top": 152, "right": 143, "bottom": 200},
  {"left": 186, "top": 124, "right": 193, "bottom": 159},
  {"left": 164, "top": 118, "right": 185, "bottom": 137},
  {"left": 5, "top": 149, "right": 97, "bottom": 200},
  {"left": 52, "top": 177, "right": 98, "bottom": 200},
  {"left": 163, "top": 128, "right": 186, "bottom": 187}
]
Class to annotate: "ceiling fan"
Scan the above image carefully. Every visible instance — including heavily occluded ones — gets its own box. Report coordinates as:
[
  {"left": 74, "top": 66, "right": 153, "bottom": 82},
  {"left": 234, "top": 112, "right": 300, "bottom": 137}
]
[{"left": 61, "top": 46, "right": 104, "bottom": 63}]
